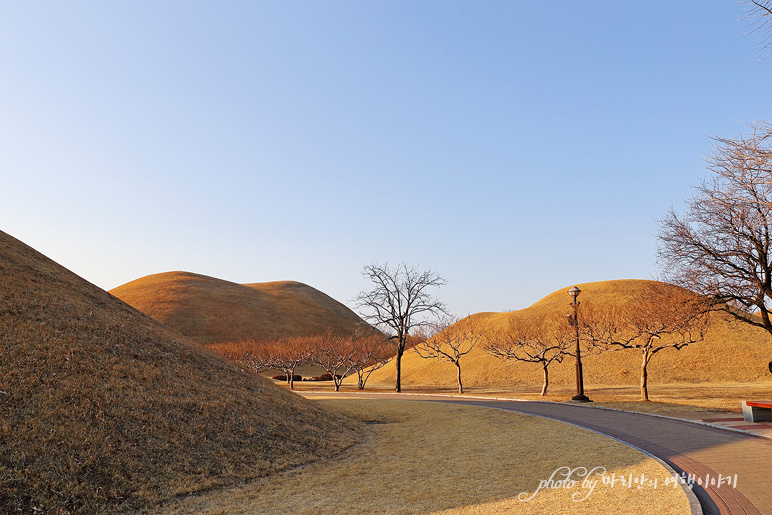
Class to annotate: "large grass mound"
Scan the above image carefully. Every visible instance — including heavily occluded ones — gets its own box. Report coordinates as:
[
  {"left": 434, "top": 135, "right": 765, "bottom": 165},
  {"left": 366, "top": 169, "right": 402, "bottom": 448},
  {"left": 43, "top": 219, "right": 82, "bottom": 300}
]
[
  {"left": 0, "top": 230, "right": 362, "bottom": 513},
  {"left": 111, "top": 272, "right": 367, "bottom": 345},
  {"left": 367, "top": 279, "right": 772, "bottom": 390}
]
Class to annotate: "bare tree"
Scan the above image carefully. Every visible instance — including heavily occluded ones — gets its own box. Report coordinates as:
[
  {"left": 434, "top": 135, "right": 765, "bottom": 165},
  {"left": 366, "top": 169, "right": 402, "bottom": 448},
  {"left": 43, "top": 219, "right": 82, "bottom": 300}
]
[
  {"left": 354, "top": 262, "right": 448, "bottom": 393},
  {"left": 210, "top": 337, "right": 313, "bottom": 389},
  {"left": 348, "top": 330, "right": 393, "bottom": 390},
  {"left": 276, "top": 337, "right": 316, "bottom": 389},
  {"left": 658, "top": 122, "right": 772, "bottom": 342},
  {"left": 415, "top": 316, "right": 481, "bottom": 393},
  {"left": 308, "top": 329, "right": 363, "bottom": 392},
  {"left": 484, "top": 314, "right": 574, "bottom": 396},
  {"left": 742, "top": 1, "right": 772, "bottom": 65},
  {"left": 209, "top": 340, "right": 272, "bottom": 374},
  {"left": 580, "top": 284, "right": 710, "bottom": 401},
  {"left": 260, "top": 337, "right": 313, "bottom": 389}
]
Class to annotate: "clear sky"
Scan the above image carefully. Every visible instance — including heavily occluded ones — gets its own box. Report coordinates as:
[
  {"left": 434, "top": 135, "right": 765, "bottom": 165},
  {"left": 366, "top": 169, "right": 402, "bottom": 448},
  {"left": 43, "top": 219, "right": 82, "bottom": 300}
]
[{"left": 1, "top": 1, "right": 770, "bottom": 317}]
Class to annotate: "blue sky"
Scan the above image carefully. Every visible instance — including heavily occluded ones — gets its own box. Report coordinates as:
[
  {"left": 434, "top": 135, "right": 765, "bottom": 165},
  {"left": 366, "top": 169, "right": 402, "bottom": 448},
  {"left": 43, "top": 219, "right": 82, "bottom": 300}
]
[{"left": 1, "top": 1, "right": 770, "bottom": 316}]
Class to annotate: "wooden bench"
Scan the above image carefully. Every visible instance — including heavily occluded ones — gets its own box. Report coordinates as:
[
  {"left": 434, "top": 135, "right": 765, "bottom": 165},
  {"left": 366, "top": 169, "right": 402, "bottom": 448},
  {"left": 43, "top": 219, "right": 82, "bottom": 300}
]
[{"left": 741, "top": 401, "right": 772, "bottom": 423}]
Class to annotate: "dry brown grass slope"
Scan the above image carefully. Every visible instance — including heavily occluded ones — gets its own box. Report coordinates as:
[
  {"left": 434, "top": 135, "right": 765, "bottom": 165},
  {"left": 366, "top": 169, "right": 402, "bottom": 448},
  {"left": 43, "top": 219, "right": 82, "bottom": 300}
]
[
  {"left": 0, "top": 230, "right": 362, "bottom": 514},
  {"left": 110, "top": 272, "right": 367, "bottom": 345},
  {"left": 367, "top": 279, "right": 772, "bottom": 390}
]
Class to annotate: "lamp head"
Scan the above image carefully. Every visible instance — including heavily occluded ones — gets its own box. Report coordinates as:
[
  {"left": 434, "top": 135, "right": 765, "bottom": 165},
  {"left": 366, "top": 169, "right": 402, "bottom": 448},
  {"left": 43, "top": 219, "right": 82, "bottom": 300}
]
[{"left": 568, "top": 286, "right": 581, "bottom": 300}]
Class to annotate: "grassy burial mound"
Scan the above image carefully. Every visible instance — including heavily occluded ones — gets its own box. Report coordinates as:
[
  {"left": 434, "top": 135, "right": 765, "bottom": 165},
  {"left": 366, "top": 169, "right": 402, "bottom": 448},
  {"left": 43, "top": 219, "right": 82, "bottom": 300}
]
[
  {"left": 366, "top": 279, "right": 772, "bottom": 391},
  {"left": 111, "top": 272, "right": 368, "bottom": 345},
  {"left": 0, "top": 230, "right": 362, "bottom": 514}
]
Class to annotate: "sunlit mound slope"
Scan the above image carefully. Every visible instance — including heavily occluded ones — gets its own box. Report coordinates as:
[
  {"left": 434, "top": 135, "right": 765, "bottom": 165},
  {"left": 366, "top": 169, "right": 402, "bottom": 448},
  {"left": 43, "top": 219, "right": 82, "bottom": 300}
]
[
  {"left": 0, "top": 230, "right": 362, "bottom": 514},
  {"left": 111, "top": 272, "right": 367, "bottom": 345},
  {"left": 367, "top": 279, "right": 772, "bottom": 389}
]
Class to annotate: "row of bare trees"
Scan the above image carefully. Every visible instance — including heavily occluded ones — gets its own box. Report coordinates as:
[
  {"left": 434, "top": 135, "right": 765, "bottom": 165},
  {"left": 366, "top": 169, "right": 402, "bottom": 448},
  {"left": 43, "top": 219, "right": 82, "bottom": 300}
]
[
  {"left": 353, "top": 262, "right": 715, "bottom": 401},
  {"left": 214, "top": 267, "right": 713, "bottom": 401},
  {"left": 215, "top": 328, "right": 393, "bottom": 391},
  {"left": 382, "top": 281, "right": 708, "bottom": 401},
  {"left": 484, "top": 283, "right": 710, "bottom": 401},
  {"left": 392, "top": 282, "right": 711, "bottom": 401}
]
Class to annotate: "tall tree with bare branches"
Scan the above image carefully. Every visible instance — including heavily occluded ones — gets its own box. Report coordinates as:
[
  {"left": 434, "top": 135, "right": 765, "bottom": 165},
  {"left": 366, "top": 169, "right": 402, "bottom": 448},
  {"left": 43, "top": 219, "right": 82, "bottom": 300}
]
[
  {"left": 658, "top": 122, "right": 772, "bottom": 344},
  {"left": 415, "top": 316, "right": 481, "bottom": 394},
  {"left": 742, "top": 1, "right": 772, "bottom": 65},
  {"left": 354, "top": 262, "right": 448, "bottom": 393},
  {"left": 484, "top": 314, "right": 574, "bottom": 396},
  {"left": 580, "top": 284, "right": 710, "bottom": 401}
]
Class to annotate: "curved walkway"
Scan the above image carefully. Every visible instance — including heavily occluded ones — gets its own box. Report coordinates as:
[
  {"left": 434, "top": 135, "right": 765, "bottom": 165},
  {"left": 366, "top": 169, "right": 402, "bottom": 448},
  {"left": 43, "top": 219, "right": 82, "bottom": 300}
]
[{"left": 303, "top": 392, "right": 772, "bottom": 515}]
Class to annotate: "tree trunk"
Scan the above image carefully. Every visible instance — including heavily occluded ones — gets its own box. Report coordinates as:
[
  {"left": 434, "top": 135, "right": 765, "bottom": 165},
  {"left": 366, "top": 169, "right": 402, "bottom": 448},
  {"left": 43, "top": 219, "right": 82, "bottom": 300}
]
[
  {"left": 640, "top": 348, "right": 650, "bottom": 401},
  {"left": 289, "top": 367, "right": 295, "bottom": 390},
  {"left": 395, "top": 344, "right": 404, "bottom": 393},
  {"left": 334, "top": 376, "right": 342, "bottom": 392},
  {"left": 357, "top": 372, "right": 365, "bottom": 390},
  {"left": 541, "top": 363, "right": 549, "bottom": 396},
  {"left": 456, "top": 362, "right": 463, "bottom": 394}
]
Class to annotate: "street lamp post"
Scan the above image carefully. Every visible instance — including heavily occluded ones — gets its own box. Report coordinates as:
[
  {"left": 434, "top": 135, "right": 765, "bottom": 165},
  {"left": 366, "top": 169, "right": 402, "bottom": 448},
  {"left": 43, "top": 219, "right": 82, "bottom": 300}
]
[{"left": 568, "top": 286, "right": 591, "bottom": 402}]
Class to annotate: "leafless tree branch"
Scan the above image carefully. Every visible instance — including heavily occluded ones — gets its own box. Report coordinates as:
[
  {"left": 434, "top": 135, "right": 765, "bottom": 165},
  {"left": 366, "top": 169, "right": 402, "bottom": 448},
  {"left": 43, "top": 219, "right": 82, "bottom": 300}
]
[
  {"left": 580, "top": 283, "right": 710, "bottom": 401},
  {"left": 658, "top": 121, "right": 772, "bottom": 341},
  {"left": 354, "top": 262, "right": 448, "bottom": 392},
  {"left": 483, "top": 313, "right": 574, "bottom": 396},
  {"left": 415, "top": 315, "right": 482, "bottom": 393}
]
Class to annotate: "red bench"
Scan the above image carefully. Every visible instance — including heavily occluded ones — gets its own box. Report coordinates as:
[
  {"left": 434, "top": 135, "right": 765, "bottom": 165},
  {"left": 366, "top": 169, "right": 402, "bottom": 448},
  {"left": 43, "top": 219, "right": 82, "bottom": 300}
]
[{"left": 741, "top": 401, "right": 772, "bottom": 423}]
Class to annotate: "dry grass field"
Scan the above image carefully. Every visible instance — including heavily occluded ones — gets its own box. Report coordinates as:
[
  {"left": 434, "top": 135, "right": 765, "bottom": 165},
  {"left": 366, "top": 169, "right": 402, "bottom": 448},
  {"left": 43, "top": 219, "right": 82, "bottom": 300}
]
[
  {"left": 110, "top": 271, "right": 368, "bottom": 345},
  {"left": 367, "top": 280, "right": 772, "bottom": 395},
  {"left": 0, "top": 230, "right": 362, "bottom": 514},
  {"left": 161, "top": 398, "right": 690, "bottom": 515}
]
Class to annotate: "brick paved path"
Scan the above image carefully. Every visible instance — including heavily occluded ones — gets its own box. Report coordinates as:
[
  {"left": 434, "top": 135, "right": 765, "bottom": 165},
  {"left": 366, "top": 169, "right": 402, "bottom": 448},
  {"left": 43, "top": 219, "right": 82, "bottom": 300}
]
[{"left": 303, "top": 393, "right": 772, "bottom": 515}]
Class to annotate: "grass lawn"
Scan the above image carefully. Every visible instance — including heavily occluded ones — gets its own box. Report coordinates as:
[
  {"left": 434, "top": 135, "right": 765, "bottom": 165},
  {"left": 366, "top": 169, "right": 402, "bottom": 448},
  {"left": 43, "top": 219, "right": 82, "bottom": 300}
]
[{"left": 159, "top": 398, "right": 690, "bottom": 515}]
